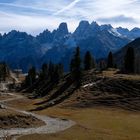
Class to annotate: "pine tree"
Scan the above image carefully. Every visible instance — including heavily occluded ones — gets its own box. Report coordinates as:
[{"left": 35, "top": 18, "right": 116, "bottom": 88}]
[
  {"left": 52, "top": 63, "right": 64, "bottom": 83},
  {"left": 99, "top": 60, "right": 106, "bottom": 71},
  {"left": 84, "top": 51, "right": 95, "bottom": 70},
  {"left": 54, "top": 65, "right": 60, "bottom": 83},
  {"left": 58, "top": 63, "right": 64, "bottom": 77},
  {"left": 92, "top": 55, "right": 96, "bottom": 69},
  {"left": 70, "top": 47, "right": 82, "bottom": 86},
  {"left": 0, "top": 62, "right": 8, "bottom": 81},
  {"left": 135, "top": 54, "right": 140, "bottom": 74},
  {"left": 3, "top": 63, "right": 7, "bottom": 81},
  {"left": 124, "top": 47, "right": 135, "bottom": 73},
  {"left": 107, "top": 52, "right": 114, "bottom": 68},
  {"left": 48, "top": 62, "right": 55, "bottom": 81},
  {"left": 40, "top": 63, "right": 48, "bottom": 80},
  {"left": 26, "top": 66, "right": 36, "bottom": 86},
  {"left": 70, "top": 59, "right": 74, "bottom": 72}
]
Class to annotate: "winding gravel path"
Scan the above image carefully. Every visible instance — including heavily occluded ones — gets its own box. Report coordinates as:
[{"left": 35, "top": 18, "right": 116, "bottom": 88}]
[{"left": 0, "top": 93, "right": 75, "bottom": 139}]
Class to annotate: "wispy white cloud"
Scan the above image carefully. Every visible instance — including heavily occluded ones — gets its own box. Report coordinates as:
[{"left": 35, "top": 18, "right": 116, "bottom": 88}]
[
  {"left": 54, "top": 0, "right": 81, "bottom": 15},
  {"left": 0, "top": 0, "right": 140, "bottom": 35},
  {"left": 98, "top": 15, "right": 137, "bottom": 23}
]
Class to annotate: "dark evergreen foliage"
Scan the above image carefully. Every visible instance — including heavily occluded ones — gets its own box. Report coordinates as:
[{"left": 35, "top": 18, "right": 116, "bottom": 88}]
[
  {"left": 51, "top": 63, "right": 64, "bottom": 83},
  {"left": 0, "top": 62, "right": 8, "bottom": 81},
  {"left": 124, "top": 47, "right": 135, "bottom": 73},
  {"left": 39, "top": 62, "right": 64, "bottom": 83},
  {"left": 70, "top": 47, "right": 82, "bottom": 86},
  {"left": 25, "top": 66, "right": 36, "bottom": 86},
  {"left": 40, "top": 63, "right": 48, "bottom": 80},
  {"left": 99, "top": 60, "right": 106, "bottom": 71},
  {"left": 84, "top": 51, "right": 95, "bottom": 70},
  {"left": 107, "top": 52, "right": 114, "bottom": 68}
]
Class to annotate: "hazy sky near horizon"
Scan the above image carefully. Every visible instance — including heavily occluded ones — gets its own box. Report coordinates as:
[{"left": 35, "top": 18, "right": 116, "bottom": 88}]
[{"left": 0, "top": 0, "right": 140, "bottom": 35}]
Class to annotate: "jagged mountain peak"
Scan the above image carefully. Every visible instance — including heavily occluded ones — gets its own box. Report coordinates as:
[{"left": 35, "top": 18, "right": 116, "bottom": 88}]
[
  {"left": 131, "top": 27, "right": 140, "bottom": 32},
  {"left": 78, "top": 20, "right": 90, "bottom": 27},
  {"left": 73, "top": 20, "right": 90, "bottom": 39},
  {"left": 100, "top": 24, "right": 113, "bottom": 30},
  {"left": 36, "top": 22, "right": 69, "bottom": 45},
  {"left": 36, "top": 29, "right": 51, "bottom": 38},
  {"left": 36, "top": 29, "right": 53, "bottom": 44},
  {"left": 90, "top": 21, "right": 100, "bottom": 32},
  {"left": 91, "top": 21, "right": 99, "bottom": 27},
  {"left": 3, "top": 30, "right": 33, "bottom": 40},
  {"left": 39, "top": 29, "right": 51, "bottom": 34},
  {"left": 58, "top": 22, "right": 68, "bottom": 31},
  {"left": 116, "top": 27, "right": 140, "bottom": 39},
  {"left": 56, "top": 22, "right": 69, "bottom": 35},
  {"left": 117, "top": 27, "right": 129, "bottom": 31},
  {"left": 53, "top": 22, "right": 69, "bottom": 40},
  {"left": 7, "top": 30, "right": 28, "bottom": 35}
]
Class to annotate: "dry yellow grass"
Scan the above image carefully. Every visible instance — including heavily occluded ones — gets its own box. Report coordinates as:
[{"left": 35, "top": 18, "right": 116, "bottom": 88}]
[
  {"left": 0, "top": 94, "right": 13, "bottom": 100},
  {"left": 5, "top": 94, "right": 42, "bottom": 111},
  {"left": 5, "top": 72, "right": 140, "bottom": 140},
  {"left": 0, "top": 109, "right": 20, "bottom": 117},
  {"left": 18, "top": 107, "right": 140, "bottom": 140},
  {"left": 102, "top": 69, "right": 140, "bottom": 80}
]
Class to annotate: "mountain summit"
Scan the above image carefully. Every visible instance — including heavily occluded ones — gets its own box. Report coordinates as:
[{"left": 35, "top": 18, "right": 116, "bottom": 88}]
[
  {"left": 54, "top": 22, "right": 69, "bottom": 39},
  {"left": 0, "top": 20, "right": 140, "bottom": 72}
]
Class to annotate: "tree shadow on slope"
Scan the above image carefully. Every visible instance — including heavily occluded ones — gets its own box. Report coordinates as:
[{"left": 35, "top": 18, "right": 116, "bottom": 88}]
[
  {"left": 74, "top": 78, "right": 140, "bottom": 111},
  {"left": 31, "top": 78, "right": 78, "bottom": 111}
]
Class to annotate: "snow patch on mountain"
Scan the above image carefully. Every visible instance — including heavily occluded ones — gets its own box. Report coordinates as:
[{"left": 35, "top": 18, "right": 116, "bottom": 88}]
[{"left": 108, "top": 28, "right": 122, "bottom": 37}]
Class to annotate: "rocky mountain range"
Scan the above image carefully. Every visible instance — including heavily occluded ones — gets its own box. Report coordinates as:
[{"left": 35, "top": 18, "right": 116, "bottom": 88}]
[
  {"left": 0, "top": 30, "right": 42, "bottom": 72},
  {"left": 0, "top": 20, "right": 140, "bottom": 72}
]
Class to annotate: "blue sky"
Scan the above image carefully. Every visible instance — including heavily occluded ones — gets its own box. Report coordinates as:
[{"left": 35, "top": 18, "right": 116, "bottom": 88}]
[{"left": 0, "top": 0, "right": 140, "bottom": 35}]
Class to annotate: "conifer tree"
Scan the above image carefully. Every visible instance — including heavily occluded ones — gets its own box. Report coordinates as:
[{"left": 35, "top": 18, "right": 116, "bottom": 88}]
[
  {"left": 52, "top": 63, "right": 64, "bottom": 83},
  {"left": 54, "top": 65, "right": 60, "bottom": 83},
  {"left": 135, "top": 54, "right": 140, "bottom": 74},
  {"left": 124, "top": 47, "right": 135, "bottom": 73},
  {"left": 3, "top": 63, "right": 7, "bottom": 81},
  {"left": 0, "top": 62, "right": 8, "bottom": 81},
  {"left": 84, "top": 51, "right": 95, "bottom": 70},
  {"left": 58, "top": 63, "right": 64, "bottom": 77},
  {"left": 70, "top": 59, "right": 74, "bottom": 72},
  {"left": 48, "top": 62, "right": 55, "bottom": 81},
  {"left": 99, "top": 60, "right": 106, "bottom": 71},
  {"left": 40, "top": 63, "right": 48, "bottom": 80},
  {"left": 70, "top": 47, "right": 82, "bottom": 86},
  {"left": 26, "top": 66, "right": 36, "bottom": 86},
  {"left": 107, "top": 52, "right": 114, "bottom": 68}
]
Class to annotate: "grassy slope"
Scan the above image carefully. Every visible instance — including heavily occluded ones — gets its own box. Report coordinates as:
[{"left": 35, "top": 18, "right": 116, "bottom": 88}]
[
  {"left": 19, "top": 107, "right": 140, "bottom": 140},
  {"left": 8, "top": 70, "right": 140, "bottom": 140}
]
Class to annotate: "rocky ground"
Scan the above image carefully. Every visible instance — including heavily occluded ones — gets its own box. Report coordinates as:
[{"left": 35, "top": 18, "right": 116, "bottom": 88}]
[
  {"left": 0, "top": 103, "right": 45, "bottom": 129},
  {"left": 0, "top": 114, "right": 44, "bottom": 129}
]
